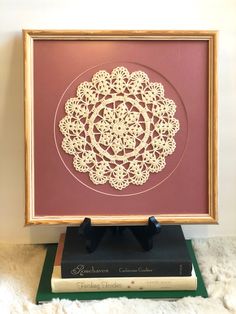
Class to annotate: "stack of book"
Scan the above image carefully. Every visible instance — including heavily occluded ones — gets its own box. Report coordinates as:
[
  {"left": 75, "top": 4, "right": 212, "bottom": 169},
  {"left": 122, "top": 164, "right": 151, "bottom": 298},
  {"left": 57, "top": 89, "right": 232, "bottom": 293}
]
[
  {"left": 51, "top": 226, "right": 197, "bottom": 293},
  {"left": 36, "top": 225, "right": 208, "bottom": 303}
]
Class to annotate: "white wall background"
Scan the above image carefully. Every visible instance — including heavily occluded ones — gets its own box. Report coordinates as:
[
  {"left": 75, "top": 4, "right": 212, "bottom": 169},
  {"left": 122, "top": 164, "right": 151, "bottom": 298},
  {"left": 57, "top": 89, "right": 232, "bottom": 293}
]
[{"left": 0, "top": 0, "right": 236, "bottom": 243}]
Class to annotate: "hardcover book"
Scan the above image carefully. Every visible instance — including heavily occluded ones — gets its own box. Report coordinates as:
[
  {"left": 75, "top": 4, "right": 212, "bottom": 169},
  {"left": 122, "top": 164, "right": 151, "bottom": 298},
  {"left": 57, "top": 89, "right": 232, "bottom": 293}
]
[
  {"left": 52, "top": 234, "right": 197, "bottom": 293},
  {"left": 36, "top": 240, "right": 208, "bottom": 303},
  {"left": 61, "top": 225, "right": 192, "bottom": 278}
]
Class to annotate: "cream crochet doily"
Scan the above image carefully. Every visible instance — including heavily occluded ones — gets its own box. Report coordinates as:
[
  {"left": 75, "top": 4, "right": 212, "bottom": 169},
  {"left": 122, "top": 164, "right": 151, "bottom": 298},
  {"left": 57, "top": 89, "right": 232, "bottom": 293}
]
[{"left": 59, "top": 67, "right": 180, "bottom": 190}]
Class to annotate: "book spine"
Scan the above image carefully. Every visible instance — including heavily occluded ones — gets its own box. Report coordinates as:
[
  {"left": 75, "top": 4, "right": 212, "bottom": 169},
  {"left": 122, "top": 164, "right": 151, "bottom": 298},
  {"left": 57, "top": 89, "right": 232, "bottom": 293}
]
[
  {"left": 61, "top": 261, "right": 192, "bottom": 278},
  {"left": 52, "top": 267, "right": 197, "bottom": 293}
]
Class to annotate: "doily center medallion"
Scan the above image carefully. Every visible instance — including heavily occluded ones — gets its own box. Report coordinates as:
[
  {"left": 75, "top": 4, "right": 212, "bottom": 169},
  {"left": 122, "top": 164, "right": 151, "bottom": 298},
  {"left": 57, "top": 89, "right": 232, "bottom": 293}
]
[
  {"left": 89, "top": 95, "right": 151, "bottom": 161},
  {"left": 59, "top": 67, "right": 180, "bottom": 190}
]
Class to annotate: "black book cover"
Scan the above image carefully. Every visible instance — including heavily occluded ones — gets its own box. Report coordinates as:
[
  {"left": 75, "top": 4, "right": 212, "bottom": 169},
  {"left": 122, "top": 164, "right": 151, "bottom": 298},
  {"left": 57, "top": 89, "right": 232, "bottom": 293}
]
[{"left": 61, "top": 225, "right": 192, "bottom": 278}]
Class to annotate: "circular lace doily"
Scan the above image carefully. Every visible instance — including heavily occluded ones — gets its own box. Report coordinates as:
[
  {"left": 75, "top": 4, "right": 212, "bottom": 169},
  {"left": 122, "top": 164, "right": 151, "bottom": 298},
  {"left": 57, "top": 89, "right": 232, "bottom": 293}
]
[{"left": 59, "top": 67, "right": 180, "bottom": 190}]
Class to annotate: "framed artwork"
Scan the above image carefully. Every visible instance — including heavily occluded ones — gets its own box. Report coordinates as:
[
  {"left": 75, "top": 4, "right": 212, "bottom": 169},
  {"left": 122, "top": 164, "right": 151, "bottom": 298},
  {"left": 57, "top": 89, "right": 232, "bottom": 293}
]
[{"left": 23, "top": 30, "right": 218, "bottom": 225}]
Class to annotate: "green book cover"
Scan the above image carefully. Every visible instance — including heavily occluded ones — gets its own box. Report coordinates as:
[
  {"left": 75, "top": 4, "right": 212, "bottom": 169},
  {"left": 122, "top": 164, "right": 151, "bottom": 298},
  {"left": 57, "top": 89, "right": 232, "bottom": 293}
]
[{"left": 36, "top": 240, "right": 208, "bottom": 304}]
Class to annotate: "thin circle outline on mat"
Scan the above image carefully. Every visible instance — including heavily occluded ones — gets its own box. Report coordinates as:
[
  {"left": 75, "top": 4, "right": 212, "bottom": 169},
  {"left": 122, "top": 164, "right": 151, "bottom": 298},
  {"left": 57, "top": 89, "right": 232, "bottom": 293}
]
[{"left": 53, "top": 62, "right": 188, "bottom": 197}]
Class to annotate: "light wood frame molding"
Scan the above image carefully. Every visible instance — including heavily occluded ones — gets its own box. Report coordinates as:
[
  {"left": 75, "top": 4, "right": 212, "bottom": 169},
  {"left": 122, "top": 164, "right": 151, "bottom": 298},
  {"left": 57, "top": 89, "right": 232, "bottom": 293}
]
[{"left": 23, "top": 30, "right": 218, "bottom": 225}]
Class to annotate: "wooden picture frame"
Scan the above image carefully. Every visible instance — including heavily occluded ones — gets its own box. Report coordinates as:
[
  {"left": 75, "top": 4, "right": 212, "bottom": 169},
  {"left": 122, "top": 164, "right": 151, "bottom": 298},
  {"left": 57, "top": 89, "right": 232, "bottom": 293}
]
[{"left": 23, "top": 30, "right": 218, "bottom": 225}]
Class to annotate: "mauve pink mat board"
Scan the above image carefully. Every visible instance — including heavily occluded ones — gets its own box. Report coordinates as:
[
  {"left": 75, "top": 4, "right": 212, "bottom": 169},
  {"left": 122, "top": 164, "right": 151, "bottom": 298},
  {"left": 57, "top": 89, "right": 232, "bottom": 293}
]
[{"left": 33, "top": 40, "right": 208, "bottom": 216}]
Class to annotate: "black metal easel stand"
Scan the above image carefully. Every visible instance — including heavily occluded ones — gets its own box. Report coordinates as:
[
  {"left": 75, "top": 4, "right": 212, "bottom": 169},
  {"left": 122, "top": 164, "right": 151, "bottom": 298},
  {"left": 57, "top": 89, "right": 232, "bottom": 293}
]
[{"left": 77, "top": 216, "right": 161, "bottom": 253}]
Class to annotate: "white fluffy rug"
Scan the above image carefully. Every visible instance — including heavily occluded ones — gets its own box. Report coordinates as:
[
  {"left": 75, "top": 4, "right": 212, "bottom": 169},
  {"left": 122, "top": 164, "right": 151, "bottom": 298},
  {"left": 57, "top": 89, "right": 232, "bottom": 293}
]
[{"left": 0, "top": 238, "right": 236, "bottom": 314}]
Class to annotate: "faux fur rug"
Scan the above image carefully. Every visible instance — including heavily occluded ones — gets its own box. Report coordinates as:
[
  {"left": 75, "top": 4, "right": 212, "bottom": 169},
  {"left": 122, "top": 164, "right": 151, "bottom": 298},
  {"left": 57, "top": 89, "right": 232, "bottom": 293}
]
[{"left": 0, "top": 238, "right": 236, "bottom": 314}]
